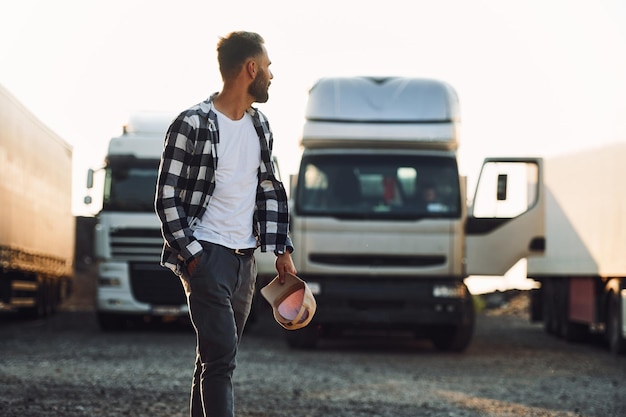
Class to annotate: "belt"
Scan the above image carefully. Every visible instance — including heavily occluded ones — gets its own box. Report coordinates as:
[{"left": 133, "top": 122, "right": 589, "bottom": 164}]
[
  {"left": 233, "top": 248, "right": 256, "bottom": 257},
  {"left": 199, "top": 241, "right": 256, "bottom": 257}
]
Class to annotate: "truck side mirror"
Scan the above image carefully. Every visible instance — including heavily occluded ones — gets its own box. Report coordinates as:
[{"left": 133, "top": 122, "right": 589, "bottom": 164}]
[
  {"left": 497, "top": 174, "right": 508, "bottom": 201},
  {"left": 290, "top": 173, "right": 298, "bottom": 198}
]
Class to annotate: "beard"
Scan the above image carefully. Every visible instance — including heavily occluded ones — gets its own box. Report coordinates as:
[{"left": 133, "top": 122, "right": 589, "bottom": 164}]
[{"left": 248, "top": 69, "right": 270, "bottom": 103}]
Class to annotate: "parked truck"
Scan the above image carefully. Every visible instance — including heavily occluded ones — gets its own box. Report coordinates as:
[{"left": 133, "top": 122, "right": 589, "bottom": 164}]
[
  {"left": 286, "top": 76, "right": 546, "bottom": 351},
  {"left": 0, "top": 84, "right": 74, "bottom": 317},
  {"left": 85, "top": 112, "right": 279, "bottom": 330},
  {"left": 527, "top": 143, "right": 626, "bottom": 355}
]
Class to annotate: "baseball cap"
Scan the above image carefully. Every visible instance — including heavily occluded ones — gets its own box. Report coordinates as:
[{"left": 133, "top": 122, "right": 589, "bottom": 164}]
[{"left": 260, "top": 272, "right": 317, "bottom": 330}]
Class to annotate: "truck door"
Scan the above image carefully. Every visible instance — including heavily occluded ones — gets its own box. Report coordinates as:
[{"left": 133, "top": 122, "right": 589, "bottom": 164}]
[{"left": 466, "top": 157, "right": 545, "bottom": 275}]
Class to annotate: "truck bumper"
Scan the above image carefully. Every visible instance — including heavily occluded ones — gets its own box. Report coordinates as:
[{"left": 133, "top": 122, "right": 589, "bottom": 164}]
[
  {"left": 97, "top": 288, "right": 188, "bottom": 317},
  {"left": 96, "top": 261, "right": 188, "bottom": 317},
  {"left": 298, "top": 274, "right": 472, "bottom": 329}
]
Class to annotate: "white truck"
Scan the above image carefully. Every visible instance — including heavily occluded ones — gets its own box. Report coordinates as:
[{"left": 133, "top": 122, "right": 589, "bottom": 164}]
[
  {"left": 85, "top": 112, "right": 279, "bottom": 330},
  {"left": 0, "top": 84, "right": 75, "bottom": 317},
  {"left": 527, "top": 143, "right": 626, "bottom": 355},
  {"left": 287, "top": 76, "right": 546, "bottom": 351}
]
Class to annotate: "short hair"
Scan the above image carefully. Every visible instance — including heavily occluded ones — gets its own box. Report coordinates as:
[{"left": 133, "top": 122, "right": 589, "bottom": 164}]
[{"left": 217, "top": 31, "right": 265, "bottom": 81}]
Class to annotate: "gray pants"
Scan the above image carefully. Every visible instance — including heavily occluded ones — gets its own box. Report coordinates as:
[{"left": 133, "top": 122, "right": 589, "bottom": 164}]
[{"left": 180, "top": 241, "right": 257, "bottom": 417}]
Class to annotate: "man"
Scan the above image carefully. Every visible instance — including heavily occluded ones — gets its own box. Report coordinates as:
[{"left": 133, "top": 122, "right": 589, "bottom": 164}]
[{"left": 155, "top": 31, "right": 296, "bottom": 417}]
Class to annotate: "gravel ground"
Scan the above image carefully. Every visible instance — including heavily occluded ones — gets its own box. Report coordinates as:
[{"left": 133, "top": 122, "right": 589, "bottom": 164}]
[{"left": 0, "top": 274, "right": 624, "bottom": 417}]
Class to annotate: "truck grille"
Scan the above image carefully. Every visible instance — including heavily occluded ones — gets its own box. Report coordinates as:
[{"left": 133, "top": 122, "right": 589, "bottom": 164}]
[
  {"left": 110, "top": 228, "right": 163, "bottom": 262},
  {"left": 129, "top": 262, "right": 186, "bottom": 305}
]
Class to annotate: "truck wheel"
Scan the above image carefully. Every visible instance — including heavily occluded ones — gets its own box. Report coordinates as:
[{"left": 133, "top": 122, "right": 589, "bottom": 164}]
[
  {"left": 561, "top": 321, "right": 588, "bottom": 343},
  {"left": 44, "top": 278, "right": 57, "bottom": 316},
  {"left": 607, "top": 294, "right": 626, "bottom": 355},
  {"left": 23, "top": 277, "right": 48, "bottom": 319},
  {"left": 431, "top": 294, "right": 475, "bottom": 352},
  {"left": 541, "top": 281, "right": 556, "bottom": 334},
  {"left": 285, "top": 325, "right": 319, "bottom": 349},
  {"left": 530, "top": 289, "right": 543, "bottom": 322},
  {"left": 431, "top": 322, "right": 474, "bottom": 352},
  {"left": 543, "top": 279, "right": 572, "bottom": 337},
  {"left": 543, "top": 308, "right": 556, "bottom": 335},
  {"left": 97, "top": 313, "right": 126, "bottom": 331}
]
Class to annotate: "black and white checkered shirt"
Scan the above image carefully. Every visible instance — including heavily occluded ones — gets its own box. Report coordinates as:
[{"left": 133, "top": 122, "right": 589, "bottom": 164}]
[{"left": 155, "top": 93, "right": 293, "bottom": 276}]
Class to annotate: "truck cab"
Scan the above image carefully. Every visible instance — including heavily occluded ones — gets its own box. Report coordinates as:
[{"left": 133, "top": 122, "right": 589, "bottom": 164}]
[
  {"left": 86, "top": 112, "right": 281, "bottom": 330},
  {"left": 86, "top": 113, "right": 185, "bottom": 329},
  {"left": 287, "top": 77, "right": 545, "bottom": 350}
]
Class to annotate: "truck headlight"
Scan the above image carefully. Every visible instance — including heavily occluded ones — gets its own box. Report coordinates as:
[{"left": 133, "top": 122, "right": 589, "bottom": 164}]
[
  {"left": 98, "top": 277, "right": 122, "bottom": 287},
  {"left": 307, "top": 282, "right": 321, "bottom": 295},
  {"left": 433, "top": 284, "right": 465, "bottom": 298}
]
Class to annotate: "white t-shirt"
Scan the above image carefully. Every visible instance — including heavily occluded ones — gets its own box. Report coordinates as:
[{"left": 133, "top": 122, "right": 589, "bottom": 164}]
[{"left": 194, "top": 108, "right": 261, "bottom": 249}]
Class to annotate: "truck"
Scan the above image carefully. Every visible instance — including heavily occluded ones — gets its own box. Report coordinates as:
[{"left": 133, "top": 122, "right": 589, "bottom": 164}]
[
  {"left": 0, "top": 84, "right": 75, "bottom": 317},
  {"left": 527, "top": 143, "right": 626, "bottom": 355},
  {"left": 286, "top": 76, "right": 546, "bottom": 351},
  {"left": 85, "top": 112, "right": 280, "bottom": 330}
]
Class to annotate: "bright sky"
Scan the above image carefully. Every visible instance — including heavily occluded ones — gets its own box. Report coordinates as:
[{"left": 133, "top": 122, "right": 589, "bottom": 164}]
[{"left": 2, "top": 0, "right": 626, "bottom": 218}]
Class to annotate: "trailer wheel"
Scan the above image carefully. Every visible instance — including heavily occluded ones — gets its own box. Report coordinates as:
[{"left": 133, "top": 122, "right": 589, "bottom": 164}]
[
  {"left": 23, "top": 276, "right": 50, "bottom": 319},
  {"left": 607, "top": 293, "right": 626, "bottom": 355},
  {"left": 543, "top": 302, "right": 556, "bottom": 335},
  {"left": 561, "top": 320, "right": 588, "bottom": 343},
  {"left": 542, "top": 280, "right": 558, "bottom": 335},
  {"left": 44, "top": 278, "right": 57, "bottom": 316}
]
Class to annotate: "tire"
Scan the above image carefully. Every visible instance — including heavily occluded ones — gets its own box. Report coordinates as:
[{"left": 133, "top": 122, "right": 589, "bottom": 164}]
[
  {"left": 542, "top": 280, "right": 558, "bottom": 335},
  {"left": 22, "top": 276, "right": 48, "bottom": 319},
  {"left": 97, "top": 312, "right": 127, "bottom": 331},
  {"left": 561, "top": 321, "right": 589, "bottom": 343},
  {"left": 43, "top": 278, "right": 57, "bottom": 317},
  {"left": 431, "top": 321, "right": 474, "bottom": 352},
  {"left": 543, "top": 308, "right": 556, "bottom": 334},
  {"left": 285, "top": 325, "right": 319, "bottom": 349},
  {"left": 530, "top": 288, "right": 543, "bottom": 322},
  {"left": 431, "top": 288, "right": 475, "bottom": 352},
  {"left": 607, "top": 293, "right": 626, "bottom": 355}
]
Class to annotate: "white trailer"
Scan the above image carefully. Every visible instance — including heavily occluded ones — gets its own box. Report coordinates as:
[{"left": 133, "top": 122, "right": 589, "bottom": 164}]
[
  {"left": 527, "top": 143, "right": 626, "bottom": 354},
  {"left": 0, "top": 84, "right": 74, "bottom": 317},
  {"left": 287, "top": 76, "right": 545, "bottom": 351}
]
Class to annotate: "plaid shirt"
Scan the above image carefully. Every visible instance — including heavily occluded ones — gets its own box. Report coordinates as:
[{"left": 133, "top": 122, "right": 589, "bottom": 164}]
[{"left": 155, "top": 94, "right": 293, "bottom": 276}]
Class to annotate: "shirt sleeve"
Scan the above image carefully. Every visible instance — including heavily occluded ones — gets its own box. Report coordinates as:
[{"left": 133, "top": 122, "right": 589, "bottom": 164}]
[
  {"left": 253, "top": 110, "right": 294, "bottom": 254},
  {"left": 154, "top": 113, "right": 203, "bottom": 262},
  {"left": 256, "top": 176, "right": 294, "bottom": 254}
]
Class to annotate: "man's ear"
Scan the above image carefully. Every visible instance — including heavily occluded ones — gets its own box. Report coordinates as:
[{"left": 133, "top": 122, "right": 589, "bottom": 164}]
[{"left": 246, "top": 60, "right": 256, "bottom": 79}]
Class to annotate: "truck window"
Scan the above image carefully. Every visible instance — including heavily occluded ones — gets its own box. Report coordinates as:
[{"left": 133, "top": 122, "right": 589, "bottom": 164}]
[
  {"left": 472, "top": 161, "right": 539, "bottom": 218},
  {"left": 103, "top": 159, "right": 159, "bottom": 212},
  {"left": 296, "top": 154, "right": 461, "bottom": 219}
]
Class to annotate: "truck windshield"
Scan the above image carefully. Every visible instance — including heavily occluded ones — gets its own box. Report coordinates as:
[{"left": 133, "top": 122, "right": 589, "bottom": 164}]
[
  {"left": 296, "top": 153, "right": 461, "bottom": 219},
  {"left": 102, "top": 159, "right": 159, "bottom": 212}
]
